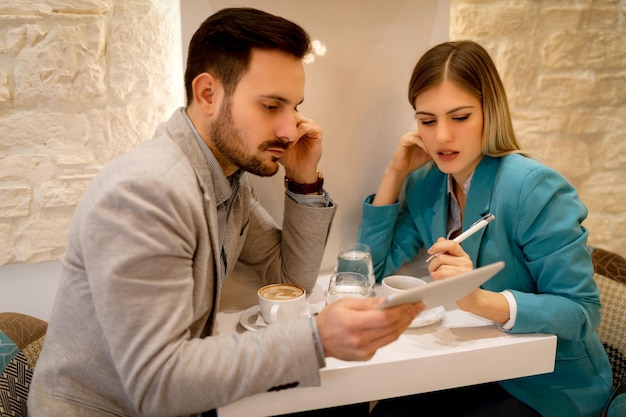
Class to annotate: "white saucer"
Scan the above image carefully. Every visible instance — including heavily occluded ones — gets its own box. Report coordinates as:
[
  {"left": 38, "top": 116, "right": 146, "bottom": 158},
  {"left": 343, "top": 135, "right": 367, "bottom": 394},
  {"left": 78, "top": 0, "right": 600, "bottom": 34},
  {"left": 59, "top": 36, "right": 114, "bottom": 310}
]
[
  {"left": 239, "top": 306, "right": 263, "bottom": 331},
  {"left": 408, "top": 306, "right": 445, "bottom": 328},
  {"left": 239, "top": 305, "right": 319, "bottom": 332}
]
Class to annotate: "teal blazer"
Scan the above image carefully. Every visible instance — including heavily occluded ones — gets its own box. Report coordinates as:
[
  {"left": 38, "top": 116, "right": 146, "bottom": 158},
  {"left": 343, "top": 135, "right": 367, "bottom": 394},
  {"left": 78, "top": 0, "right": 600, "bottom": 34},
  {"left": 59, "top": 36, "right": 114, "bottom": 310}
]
[{"left": 359, "top": 154, "right": 612, "bottom": 417}]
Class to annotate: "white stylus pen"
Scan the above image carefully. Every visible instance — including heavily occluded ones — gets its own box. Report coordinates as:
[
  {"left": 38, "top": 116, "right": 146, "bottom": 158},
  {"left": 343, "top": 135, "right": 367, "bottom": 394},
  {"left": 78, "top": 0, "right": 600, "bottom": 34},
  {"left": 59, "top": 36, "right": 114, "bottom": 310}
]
[{"left": 425, "top": 213, "right": 495, "bottom": 263}]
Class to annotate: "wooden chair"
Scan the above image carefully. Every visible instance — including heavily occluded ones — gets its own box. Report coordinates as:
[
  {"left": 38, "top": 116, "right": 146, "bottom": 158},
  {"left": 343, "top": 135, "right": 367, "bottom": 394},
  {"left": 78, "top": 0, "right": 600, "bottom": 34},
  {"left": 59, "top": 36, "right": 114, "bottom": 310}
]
[{"left": 0, "top": 312, "right": 47, "bottom": 417}]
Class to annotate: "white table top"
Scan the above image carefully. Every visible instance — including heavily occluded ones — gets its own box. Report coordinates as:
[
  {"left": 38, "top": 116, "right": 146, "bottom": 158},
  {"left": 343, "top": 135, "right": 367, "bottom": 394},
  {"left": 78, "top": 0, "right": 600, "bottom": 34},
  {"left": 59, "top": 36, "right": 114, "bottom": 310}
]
[{"left": 216, "top": 266, "right": 557, "bottom": 417}]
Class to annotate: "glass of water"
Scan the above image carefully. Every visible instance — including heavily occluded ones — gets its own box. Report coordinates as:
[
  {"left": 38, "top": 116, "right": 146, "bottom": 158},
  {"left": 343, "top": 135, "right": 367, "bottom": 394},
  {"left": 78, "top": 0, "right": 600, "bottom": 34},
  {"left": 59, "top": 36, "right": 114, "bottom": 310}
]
[
  {"left": 336, "top": 242, "right": 375, "bottom": 295},
  {"left": 326, "top": 271, "right": 371, "bottom": 305}
]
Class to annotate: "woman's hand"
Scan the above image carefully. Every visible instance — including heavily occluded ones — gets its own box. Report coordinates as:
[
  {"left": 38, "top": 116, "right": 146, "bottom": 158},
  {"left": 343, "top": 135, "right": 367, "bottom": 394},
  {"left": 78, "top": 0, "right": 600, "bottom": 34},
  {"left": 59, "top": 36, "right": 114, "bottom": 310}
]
[
  {"left": 372, "top": 128, "right": 431, "bottom": 206},
  {"left": 427, "top": 238, "right": 511, "bottom": 324},
  {"left": 426, "top": 237, "right": 473, "bottom": 279},
  {"left": 387, "top": 128, "right": 431, "bottom": 177},
  {"left": 456, "top": 288, "right": 511, "bottom": 324}
]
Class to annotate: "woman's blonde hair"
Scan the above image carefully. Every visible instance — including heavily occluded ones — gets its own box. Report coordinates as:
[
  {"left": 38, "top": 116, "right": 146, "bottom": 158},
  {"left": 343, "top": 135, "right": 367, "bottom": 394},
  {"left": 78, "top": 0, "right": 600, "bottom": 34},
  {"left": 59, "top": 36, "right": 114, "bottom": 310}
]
[{"left": 408, "top": 40, "right": 521, "bottom": 156}]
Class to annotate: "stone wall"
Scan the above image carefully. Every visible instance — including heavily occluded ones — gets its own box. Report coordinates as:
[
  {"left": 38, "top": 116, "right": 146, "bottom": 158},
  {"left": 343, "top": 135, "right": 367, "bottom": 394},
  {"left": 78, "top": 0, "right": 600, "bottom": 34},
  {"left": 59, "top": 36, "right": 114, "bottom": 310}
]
[
  {"left": 0, "top": 0, "right": 184, "bottom": 265},
  {"left": 451, "top": 0, "right": 626, "bottom": 256},
  {"left": 1, "top": 0, "right": 624, "bottom": 267}
]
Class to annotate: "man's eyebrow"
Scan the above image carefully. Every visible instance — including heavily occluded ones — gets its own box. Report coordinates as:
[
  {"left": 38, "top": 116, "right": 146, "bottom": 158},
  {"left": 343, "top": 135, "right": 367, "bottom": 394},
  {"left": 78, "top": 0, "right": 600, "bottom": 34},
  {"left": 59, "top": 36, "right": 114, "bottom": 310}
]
[
  {"left": 415, "top": 105, "right": 475, "bottom": 117},
  {"left": 260, "top": 95, "right": 304, "bottom": 107}
]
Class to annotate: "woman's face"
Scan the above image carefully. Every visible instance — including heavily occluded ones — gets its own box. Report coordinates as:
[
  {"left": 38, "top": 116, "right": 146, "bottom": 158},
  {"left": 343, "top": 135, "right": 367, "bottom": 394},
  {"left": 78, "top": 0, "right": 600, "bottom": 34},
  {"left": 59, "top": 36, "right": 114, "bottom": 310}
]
[{"left": 414, "top": 80, "right": 484, "bottom": 185}]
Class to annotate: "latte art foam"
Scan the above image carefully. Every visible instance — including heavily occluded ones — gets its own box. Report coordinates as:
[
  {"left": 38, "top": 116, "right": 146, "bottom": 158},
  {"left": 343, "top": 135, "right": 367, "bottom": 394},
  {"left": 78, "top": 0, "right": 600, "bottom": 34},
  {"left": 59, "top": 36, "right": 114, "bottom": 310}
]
[{"left": 260, "top": 285, "right": 304, "bottom": 301}]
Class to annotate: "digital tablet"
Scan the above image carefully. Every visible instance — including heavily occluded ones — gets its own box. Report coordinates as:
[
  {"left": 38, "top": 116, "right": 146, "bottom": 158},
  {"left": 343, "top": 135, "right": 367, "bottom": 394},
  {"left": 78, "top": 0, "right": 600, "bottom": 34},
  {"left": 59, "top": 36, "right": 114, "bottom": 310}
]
[{"left": 377, "top": 261, "right": 505, "bottom": 310}]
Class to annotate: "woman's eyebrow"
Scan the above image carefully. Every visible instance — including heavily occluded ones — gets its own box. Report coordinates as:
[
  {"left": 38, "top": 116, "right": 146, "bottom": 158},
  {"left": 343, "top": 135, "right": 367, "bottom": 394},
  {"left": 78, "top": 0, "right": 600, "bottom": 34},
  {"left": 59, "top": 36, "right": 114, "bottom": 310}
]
[
  {"left": 446, "top": 105, "right": 475, "bottom": 114},
  {"left": 415, "top": 105, "right": 475, "bottom": 117}
]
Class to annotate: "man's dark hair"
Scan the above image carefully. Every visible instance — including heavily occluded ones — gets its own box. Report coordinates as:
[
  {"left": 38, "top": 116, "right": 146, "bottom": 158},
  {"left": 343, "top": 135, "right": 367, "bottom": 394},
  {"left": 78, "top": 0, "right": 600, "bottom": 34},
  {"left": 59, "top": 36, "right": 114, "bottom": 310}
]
[{"left": 184, "top": 7, "right": 312, "bottom": 105}]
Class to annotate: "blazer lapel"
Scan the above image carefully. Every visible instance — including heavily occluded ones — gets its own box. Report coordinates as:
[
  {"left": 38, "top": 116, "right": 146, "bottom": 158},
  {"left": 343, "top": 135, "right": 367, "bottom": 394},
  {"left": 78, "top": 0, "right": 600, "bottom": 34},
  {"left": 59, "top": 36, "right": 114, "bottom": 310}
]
[
  {"left": 166, "top": 109, "right": 224, "bottom": 284},
  {"left": 430, "top": 190, "right": 448, "bottom": 246},
  {"left": 462, "top": 157, "right": 499, "bottom": 262}
]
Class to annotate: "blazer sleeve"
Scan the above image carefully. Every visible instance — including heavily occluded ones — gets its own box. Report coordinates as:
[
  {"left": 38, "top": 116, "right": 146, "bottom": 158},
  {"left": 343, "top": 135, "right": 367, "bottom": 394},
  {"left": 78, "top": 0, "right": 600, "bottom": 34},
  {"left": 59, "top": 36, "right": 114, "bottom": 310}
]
[
  {"left": 236, "top": 185, "right": 336, "bottom": 294},
  {"left": 358, "top": 166, "right": 442, "bottom": 281},
  {"left": 502, "top": 164, "right": 600, "bottom": 341}
]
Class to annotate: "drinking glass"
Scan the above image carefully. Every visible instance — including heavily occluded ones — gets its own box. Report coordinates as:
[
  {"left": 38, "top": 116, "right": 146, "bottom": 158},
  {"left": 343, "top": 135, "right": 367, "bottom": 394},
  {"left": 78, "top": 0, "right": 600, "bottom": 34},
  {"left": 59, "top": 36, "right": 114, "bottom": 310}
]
[
  {"left": 326, "top": 272, "right": 371, "bottom": 305},
  {"left": 336, "top": 242, "right": 375, "bottom": 295}
]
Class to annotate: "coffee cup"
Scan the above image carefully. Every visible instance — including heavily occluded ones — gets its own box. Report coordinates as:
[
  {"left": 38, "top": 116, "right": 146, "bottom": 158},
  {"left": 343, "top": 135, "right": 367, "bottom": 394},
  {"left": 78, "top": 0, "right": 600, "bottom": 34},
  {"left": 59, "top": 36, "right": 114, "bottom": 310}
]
[
  {"left": 381, "top": 275, "right": 427, "bottom": 296},
  {"left": 257, "top": 283, "right": 307, "bottom": 324},
  {"left": 381, "top": 275, "right": 446, "bottom": 328}
]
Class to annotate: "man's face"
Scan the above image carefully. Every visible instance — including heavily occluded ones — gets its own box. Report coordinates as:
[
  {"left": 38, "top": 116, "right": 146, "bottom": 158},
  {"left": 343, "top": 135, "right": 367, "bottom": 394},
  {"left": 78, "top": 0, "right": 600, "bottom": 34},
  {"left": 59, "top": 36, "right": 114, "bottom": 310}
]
[{"left": 210, "top": 49, "right": 305, "bottom": 177}]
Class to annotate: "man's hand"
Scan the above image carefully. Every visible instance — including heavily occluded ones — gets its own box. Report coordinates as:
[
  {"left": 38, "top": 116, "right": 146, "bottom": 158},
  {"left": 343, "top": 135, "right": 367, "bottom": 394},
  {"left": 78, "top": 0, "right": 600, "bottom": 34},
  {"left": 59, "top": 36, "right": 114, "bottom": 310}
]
[
  {"left": 315, "top": 297, "right": 424, "bottom": 361},
  {"left": 280, "top": 113, "right": 322, "bottom": 184}
]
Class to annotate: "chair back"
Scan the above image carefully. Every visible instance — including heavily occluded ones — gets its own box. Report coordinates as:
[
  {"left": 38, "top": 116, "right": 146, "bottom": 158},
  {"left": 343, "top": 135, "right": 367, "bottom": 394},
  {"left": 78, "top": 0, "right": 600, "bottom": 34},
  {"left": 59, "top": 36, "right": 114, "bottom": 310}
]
[
  {"left": 602, "top": 379, "right": 626, "bottom": 417},
  {"left": 0, "top": 312, "right": 48, "bottom": 417},
  {"left": 592, "top": 247, "right": 626, "bottom": 390}
]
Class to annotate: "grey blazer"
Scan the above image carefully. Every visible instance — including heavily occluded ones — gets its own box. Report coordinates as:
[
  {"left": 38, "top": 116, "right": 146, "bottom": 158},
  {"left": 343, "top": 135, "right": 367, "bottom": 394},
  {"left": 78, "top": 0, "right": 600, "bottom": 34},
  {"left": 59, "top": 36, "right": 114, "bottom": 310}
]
[{"left": 28, "top": 109, "right": 337, "bottom": 416}]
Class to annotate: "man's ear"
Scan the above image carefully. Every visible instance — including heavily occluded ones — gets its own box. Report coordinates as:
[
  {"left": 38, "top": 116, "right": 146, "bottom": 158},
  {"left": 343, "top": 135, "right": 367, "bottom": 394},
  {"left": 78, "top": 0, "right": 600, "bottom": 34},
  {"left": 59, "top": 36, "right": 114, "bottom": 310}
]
[{"left": 191, "top": 72, "right": 222, "bottom": 115}]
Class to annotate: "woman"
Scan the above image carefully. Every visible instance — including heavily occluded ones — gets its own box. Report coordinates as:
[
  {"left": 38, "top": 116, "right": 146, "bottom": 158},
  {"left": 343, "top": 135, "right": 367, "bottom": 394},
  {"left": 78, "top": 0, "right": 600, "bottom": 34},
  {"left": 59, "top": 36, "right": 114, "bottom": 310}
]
[{"left": 359, "top": 40, "right": 612, "bottom": 417}]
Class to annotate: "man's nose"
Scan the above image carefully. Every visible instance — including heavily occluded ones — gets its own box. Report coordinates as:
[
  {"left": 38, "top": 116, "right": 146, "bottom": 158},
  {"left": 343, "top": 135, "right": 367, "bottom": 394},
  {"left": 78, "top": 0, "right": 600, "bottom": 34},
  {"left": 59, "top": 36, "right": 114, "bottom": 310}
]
[{"left": 275, "top": 110, "right": 299, "bottom": 143}]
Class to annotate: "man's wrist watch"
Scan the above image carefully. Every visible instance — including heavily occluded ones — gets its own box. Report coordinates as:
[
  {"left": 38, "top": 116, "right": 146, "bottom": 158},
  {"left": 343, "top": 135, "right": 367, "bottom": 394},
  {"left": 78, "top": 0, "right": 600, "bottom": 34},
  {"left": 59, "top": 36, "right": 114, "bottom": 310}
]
[{"left": 284, "top": 171, "right": 324, "bottom": 195}]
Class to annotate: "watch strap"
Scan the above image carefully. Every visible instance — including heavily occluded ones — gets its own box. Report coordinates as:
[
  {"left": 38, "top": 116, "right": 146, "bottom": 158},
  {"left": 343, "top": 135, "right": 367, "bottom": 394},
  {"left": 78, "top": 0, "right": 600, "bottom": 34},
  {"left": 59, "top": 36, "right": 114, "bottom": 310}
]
[{"left": 284, "top": 171, "right": 324, "bottom": 195}]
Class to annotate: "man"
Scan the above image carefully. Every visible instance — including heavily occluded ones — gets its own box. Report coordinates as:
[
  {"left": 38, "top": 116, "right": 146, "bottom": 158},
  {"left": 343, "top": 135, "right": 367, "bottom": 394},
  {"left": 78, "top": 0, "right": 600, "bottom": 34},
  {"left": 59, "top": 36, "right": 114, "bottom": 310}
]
[{"left": 28, "top": 7, "right": 422, "bottom": 416}]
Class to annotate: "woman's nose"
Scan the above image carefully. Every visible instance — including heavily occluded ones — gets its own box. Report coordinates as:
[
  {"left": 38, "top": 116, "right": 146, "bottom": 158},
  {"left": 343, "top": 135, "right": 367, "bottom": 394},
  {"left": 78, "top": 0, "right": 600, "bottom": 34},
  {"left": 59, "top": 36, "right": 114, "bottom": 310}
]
[{"left": 435, "top": 120, "right": 452, "bottom": 142}]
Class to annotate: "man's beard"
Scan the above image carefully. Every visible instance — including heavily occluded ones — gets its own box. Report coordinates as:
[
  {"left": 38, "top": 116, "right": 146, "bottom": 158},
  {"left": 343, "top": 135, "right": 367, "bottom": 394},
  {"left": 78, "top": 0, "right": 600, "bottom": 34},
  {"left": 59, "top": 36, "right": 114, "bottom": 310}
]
[{"left": 210, "top": 99, "right": 288, "bottom": 177}]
